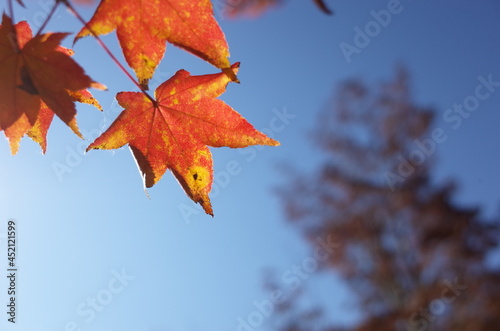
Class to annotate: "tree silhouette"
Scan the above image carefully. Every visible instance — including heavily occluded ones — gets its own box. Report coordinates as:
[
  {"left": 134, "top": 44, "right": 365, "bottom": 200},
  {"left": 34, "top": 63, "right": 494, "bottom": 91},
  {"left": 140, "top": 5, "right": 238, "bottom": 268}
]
[{"left": 275, "top": 69, "right": 500, "bottom": 330}]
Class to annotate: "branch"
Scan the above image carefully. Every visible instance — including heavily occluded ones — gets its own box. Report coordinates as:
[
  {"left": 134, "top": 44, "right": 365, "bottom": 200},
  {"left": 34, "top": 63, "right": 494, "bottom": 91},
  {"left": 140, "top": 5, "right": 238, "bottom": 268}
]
[{"left": 60, "top": 0, "right": 157, "bottom": 106}]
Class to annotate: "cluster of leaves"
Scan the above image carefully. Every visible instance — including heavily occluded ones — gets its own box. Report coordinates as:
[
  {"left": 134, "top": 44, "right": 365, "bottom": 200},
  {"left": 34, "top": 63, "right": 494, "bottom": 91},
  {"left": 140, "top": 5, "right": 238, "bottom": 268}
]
[{"left": 0, "top": 0, "right": 281, "bottom": 215}]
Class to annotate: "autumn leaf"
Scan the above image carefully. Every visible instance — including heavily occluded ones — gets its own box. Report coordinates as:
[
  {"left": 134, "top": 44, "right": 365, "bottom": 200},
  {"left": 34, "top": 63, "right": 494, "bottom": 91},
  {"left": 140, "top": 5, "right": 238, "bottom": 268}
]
[
  {"left": 0, "top": 16, "right": 39, "bottom": 153},
  {"left": 87, "top": 63, "right": 279, "bottom": 215},
  {"left": 0, "top": 15, "right": 103, "bottom": 154},
  {"left": 75, "top": 0, "right": 233, "bottom": 89},
  {"left": 24, "top": 47, "right": 105, "bottom": 154}
]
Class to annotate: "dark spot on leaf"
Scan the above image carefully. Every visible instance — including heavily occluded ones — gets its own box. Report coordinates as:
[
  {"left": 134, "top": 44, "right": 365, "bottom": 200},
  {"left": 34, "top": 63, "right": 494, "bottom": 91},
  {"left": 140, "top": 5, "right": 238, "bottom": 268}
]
[
  {"left": 18, "top": 65, "right": 38, "bottom": 95},
  {"left": 193, "top": 173, "right": 198, "bottom": 180}
]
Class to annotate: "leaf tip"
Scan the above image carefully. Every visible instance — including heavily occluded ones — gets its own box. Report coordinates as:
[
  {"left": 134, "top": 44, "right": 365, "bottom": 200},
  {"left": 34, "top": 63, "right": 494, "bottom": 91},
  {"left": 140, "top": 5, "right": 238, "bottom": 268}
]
[
  {"left": 85, "top": 143, "right": 96, "bottom": 153},
  {"left": 91, "top": 81, "right": 108, "bottom": 91},
  {"left": 8, "top": 139, "right": 20, "bottom": 156},
  {"left": 269, "top": 138, "right": 280, "bottom": 146},
  {"left": 72, "top": 34, "right": 85, "bottom": 46},
  {"left": 223, "top": 63, "right": 241, "bottom": 83},
  {"left": 203, "top": 202, "right": 214, "bottom": 217}
]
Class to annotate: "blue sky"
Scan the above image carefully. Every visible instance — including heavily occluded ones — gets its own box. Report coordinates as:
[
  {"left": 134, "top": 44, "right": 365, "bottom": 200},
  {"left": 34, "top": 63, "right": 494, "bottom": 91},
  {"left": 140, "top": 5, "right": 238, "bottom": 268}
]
[{"left": 1, "top": 0, "right": 500, "bottom": 330}]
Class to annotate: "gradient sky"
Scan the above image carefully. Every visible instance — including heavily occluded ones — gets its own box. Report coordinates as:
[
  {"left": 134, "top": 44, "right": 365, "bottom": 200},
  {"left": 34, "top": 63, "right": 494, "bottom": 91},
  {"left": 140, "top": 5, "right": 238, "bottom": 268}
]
[{"left": 1, "top": 1, "right": 499, "bottom": 330}]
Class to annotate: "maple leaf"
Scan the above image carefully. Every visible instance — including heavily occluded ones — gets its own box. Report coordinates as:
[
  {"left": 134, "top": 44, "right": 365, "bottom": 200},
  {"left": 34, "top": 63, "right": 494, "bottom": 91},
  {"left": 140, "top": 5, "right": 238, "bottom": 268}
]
[
  {"left": 87, "top": 63, "right": 279, "bottom": 215},
  {"left": 0, "top": 15, "right": 103, "bottom": 154},
  {"left": 75, "top": 0, "right": 233, "bottom": 88}
]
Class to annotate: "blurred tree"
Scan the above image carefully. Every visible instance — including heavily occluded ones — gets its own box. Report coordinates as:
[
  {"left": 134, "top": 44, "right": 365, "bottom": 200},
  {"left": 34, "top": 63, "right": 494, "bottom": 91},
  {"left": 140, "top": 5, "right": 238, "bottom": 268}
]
[{"left": 274, "top": 69, "right": 500, "bottom": 331}]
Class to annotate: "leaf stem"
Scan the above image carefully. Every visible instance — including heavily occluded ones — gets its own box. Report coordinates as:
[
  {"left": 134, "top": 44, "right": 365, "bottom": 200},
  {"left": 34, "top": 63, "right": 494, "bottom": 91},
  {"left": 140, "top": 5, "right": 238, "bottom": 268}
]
[
  {"left": 60, "top": 0, "right": 157, "bottom": 106},
  {"left": 35, "top": 1, "right": 60, "bottom": 37},
  {"left": 6, "top": 1, "right": 20, "bottom": 54},
  {"left": 8, "top": 0, "right": 14, "bottom": 22}
]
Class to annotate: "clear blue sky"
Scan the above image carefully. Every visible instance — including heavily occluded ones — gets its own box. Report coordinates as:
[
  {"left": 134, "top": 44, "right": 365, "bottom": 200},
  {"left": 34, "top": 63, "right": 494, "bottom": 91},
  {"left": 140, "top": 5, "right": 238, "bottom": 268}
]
[{"left": 1, "top": 1, "right": 499, "bottom": 330}]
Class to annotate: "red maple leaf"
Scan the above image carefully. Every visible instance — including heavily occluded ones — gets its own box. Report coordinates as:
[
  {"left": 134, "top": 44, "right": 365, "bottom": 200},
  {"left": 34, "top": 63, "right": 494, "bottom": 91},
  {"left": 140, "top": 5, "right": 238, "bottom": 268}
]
[
  {"left": 0, "top": 15, "right": 104, "bottom": 154},
  {"left": 87, "top": 63, "right": 279, "bottom": 215},
  {"left": 76, "top": 0, "right": 233, "bottom": 88}
]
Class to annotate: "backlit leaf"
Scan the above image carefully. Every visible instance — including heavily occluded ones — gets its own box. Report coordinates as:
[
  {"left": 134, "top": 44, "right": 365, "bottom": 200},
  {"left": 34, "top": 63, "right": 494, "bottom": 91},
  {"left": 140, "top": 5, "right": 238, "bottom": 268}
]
[
  {"left": 0, "top": 15, "right": 103, "bottom": 154},
  {"left": 87, "top": 63, "right": 279, "bottom": 215},
  {"left": 76, "top": 0, "right": 232, "bottom": 88}
]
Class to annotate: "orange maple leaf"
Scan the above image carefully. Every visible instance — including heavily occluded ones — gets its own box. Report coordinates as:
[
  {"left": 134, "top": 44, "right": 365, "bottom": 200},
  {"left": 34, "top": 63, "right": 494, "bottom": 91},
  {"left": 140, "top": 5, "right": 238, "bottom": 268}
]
[
  {"left": 0, "top": 15, "right": 104, "bottom": 154},
  {"left": 87, "top": 63, "right": 279, "bottom": 215},
  {"left": 75, "top": 0, "right": 232, "bottom": 88}
]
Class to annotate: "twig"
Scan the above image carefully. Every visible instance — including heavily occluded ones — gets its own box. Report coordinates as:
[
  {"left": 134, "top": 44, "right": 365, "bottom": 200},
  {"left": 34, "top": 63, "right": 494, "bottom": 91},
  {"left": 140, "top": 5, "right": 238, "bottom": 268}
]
[
  {"left": 60, "top": 0, "right": 157, "bottom": 106},
  {"left": 35, "top": 1, "right": 60, "bottom": 37}
]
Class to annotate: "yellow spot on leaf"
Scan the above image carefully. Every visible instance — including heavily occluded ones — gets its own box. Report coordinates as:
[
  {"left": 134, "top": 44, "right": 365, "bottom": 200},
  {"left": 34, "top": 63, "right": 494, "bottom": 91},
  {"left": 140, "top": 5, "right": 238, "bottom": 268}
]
[{"left": 186, "top": 166, "right": 210, "bottom": 192}]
